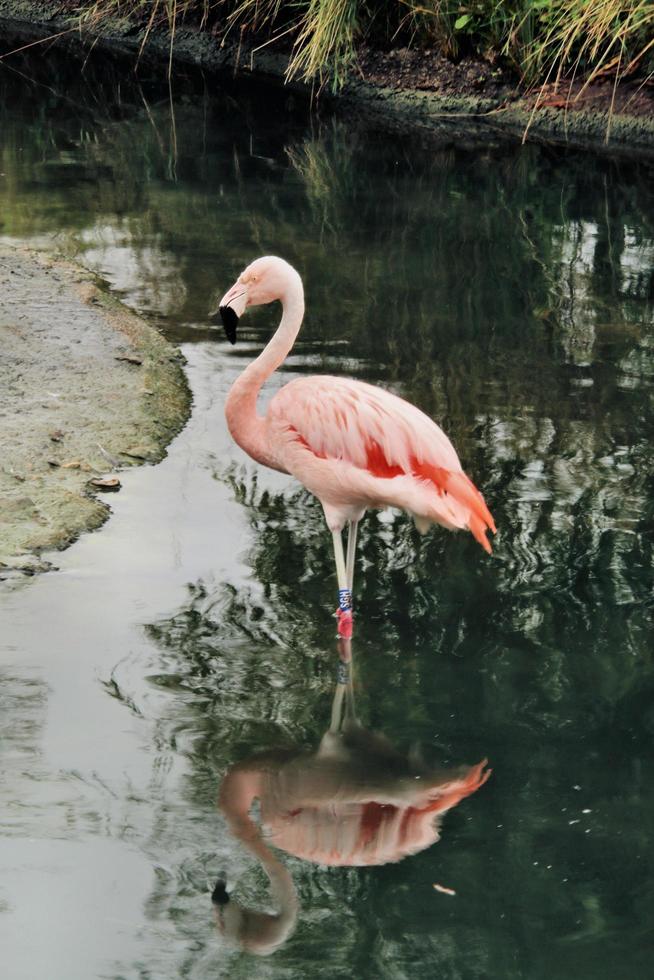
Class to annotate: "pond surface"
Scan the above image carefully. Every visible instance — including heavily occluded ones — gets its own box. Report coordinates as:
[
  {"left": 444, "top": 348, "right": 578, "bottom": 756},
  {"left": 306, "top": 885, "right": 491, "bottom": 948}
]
[{"left": 1, "top": 40, "right": 653, "bottom": 980}]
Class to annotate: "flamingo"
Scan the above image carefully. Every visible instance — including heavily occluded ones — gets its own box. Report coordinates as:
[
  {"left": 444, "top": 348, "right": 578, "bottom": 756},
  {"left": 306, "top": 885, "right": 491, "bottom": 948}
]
[{"left": 215, "top": 256, "right": 495, "bottom": 637}]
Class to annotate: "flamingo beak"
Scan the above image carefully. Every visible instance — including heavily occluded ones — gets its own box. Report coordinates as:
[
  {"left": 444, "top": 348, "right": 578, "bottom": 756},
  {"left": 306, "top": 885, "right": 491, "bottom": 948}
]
[{"left": 212, "top": 281, "right": 249, "bottom": 344}]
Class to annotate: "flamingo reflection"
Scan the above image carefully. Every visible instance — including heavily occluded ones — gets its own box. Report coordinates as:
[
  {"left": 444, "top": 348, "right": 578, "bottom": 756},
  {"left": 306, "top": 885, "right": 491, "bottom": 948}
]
[{"left": 213, "top": 639, "right": 490, "bottom": 955}]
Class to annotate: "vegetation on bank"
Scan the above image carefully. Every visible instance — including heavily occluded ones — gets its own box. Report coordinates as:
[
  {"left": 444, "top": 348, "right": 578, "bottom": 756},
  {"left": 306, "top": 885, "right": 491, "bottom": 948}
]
[{"left": 69, "top": 0, "right": 654, "bottom": 90}]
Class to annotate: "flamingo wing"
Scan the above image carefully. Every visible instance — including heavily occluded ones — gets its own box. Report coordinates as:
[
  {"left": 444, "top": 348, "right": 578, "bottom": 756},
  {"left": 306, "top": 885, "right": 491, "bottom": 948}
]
[{"left": 268, "top": 376, "right": 495, "bottom": 552}]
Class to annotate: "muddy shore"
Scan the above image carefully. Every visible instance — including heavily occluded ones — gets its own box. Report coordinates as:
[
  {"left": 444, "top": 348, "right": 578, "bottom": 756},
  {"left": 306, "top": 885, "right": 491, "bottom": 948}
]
[
  {"left": 1, "top": 1, "right": 653, "bottom": 154},
  {"left": 0, "top": 247, "right": 190, "bottom": 575}
]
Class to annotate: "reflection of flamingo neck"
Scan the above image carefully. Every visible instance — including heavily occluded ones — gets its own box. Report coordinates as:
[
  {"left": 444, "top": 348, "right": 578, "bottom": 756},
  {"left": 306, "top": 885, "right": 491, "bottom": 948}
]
[
  {"left": 219, "top": 768, "right": 298, "bottom": 949},
  {"left": 241, "top": 819, "right": 299, "bottom": 928}
]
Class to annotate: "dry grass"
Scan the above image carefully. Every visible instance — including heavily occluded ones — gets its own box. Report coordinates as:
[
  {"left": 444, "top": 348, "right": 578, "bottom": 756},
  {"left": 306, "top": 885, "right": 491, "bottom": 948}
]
[
  {"left": 223, "top": 0, "right": 360, "bottom": 89},
  {"left": 523, "top": 0, "right": 654, "bottom": 86}
]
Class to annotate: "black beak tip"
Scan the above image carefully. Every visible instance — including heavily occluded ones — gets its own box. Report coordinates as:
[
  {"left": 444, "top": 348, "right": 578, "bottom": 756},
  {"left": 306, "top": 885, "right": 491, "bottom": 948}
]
[
  {"left": 218, "top": 306, "right": 238, "bottom": 345},
  {"left": 211, "top": 880, "right": 230, "bottom": 906}
]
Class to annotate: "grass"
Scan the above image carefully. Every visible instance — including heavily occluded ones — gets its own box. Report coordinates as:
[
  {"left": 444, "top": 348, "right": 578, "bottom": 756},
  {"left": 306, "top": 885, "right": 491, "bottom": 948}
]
[
  {"left": 220, "top": 0, "right": 361, "bottom": 90},
  {"left": 67, "top": 0, "right": 654, "bottom": 93},
  {"left": 523, "top": 0, "right": 654, "bottom": 86}
]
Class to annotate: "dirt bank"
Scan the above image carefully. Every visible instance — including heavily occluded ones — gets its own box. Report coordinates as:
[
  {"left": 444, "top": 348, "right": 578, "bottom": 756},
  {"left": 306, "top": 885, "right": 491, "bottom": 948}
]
[
  {"left": 0, "top": 246, "right": 190, "bottom": 576},
  {"left": 0, "top": 1, "right": 653, "bottom": 154},
  {"left": 351, "top": 46, "right": 654, "bottom": 153}
]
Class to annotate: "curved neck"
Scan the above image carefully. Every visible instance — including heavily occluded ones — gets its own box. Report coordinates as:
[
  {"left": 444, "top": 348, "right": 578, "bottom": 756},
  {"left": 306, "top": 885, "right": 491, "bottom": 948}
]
[
  {"left": 225, "top": 277, "right": 304, "bottom": 468},
  {"left": 253, "top": 281, "right": 305, "bottom": 382}
]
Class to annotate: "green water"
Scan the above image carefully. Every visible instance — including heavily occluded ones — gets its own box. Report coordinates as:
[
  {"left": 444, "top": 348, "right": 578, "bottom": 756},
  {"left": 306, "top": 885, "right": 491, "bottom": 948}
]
[{"left": 1, "top": 40, "right": 653, "bottom": 980}]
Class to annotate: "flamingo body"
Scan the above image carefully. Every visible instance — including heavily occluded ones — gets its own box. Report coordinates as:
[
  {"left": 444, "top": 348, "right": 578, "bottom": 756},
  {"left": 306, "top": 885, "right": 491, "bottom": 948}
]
[
  {"left": 217, "top": 256, "right": 495, "bottom": 556},
  {"left": 266, "top": 375, "right": 495, "bottom": 551}
]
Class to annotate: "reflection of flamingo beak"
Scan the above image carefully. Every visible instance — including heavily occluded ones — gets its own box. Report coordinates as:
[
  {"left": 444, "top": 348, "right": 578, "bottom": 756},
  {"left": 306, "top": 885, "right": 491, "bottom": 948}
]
[
  {"left": 211, "top": 879, "right": 230, "bottom": 906},
  {"left": 212, "top": 281, "right": 249, "bottom": 344}
]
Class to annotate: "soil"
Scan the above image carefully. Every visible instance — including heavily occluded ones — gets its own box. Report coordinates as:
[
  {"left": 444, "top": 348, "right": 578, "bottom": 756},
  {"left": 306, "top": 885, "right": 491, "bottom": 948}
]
[
  {"left": 0, "top": 246, "right": 190, "bottom": 576},
  {"left": 357, "top": 46, "right": 511, "bottom": 99},
  {"left": 357, "top": 45, "right": 654, "bottom": 121}
]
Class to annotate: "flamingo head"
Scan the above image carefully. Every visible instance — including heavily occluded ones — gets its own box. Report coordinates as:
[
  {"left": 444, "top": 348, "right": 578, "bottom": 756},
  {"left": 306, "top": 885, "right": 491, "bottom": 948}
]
[
  {"left": 213, "top": 256, "right": 301, "bottom": 344},
  {"left": 212, "top": 877, "right": 297, "bottom": 956}
]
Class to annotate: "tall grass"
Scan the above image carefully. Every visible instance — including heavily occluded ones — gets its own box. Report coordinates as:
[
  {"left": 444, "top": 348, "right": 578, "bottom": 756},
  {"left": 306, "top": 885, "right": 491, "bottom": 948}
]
[
  {"left": 399, "top": 1, "right": 538, "bottom": 66},
  {"left": 71, "top": 0, "right": 654, "bottom": 92},
  {"left": 523, "top": 0, "right": 654, "bottom": 86},
  {"left": 400, "top": 1, "right": 654, "bottom": 85},
  {"left": 223, "top": 0, "right": 361, "bottom": 89}
]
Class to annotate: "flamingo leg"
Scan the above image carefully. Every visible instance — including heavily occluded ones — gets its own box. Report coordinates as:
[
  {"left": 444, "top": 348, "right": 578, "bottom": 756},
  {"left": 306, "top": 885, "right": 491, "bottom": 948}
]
[
  {"left": 332, "top": 528, "right": 347, "bottom": 589},
  {"left": 345, "top": 520, "right": 358, "bottom": 593},
  {"left": 332, "top": 529, "right": 353, "bottom": 639}
]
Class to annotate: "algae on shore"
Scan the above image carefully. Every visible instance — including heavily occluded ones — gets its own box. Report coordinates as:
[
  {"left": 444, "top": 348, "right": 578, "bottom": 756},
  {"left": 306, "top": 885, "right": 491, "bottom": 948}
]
[{"left": 0, "top": 247, "right": 190, "bottom": 575}]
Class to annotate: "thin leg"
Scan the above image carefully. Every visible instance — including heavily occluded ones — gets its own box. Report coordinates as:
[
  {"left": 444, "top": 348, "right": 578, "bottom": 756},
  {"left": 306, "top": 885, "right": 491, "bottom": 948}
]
[
  {"left": 332, "top": 529, "right": 353, "bottom": 638},
  {"left": 345, "top": 520, "right": 358, "bottom": 593},
  {"left": 332, "top": 529, "right": 348, "bottom": 588}
]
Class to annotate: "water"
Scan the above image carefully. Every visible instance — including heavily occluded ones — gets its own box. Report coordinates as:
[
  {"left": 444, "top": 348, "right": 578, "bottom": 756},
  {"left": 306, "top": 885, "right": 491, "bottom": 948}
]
[{"left": 1, "top": 40, "right": 653, "bottom": 980}]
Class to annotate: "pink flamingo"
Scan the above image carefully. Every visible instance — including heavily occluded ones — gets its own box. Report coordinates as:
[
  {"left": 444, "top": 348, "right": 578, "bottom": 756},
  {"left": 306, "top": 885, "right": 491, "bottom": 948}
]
[{"left": 216, "top": 256, "right": 495, "bottom": 636}]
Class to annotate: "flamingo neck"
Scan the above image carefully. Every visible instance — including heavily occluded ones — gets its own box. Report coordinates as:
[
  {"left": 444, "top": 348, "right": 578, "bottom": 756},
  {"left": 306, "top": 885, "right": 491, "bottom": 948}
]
[{"left": 225, "top": 277, "right": 304, "bottom": 470}]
